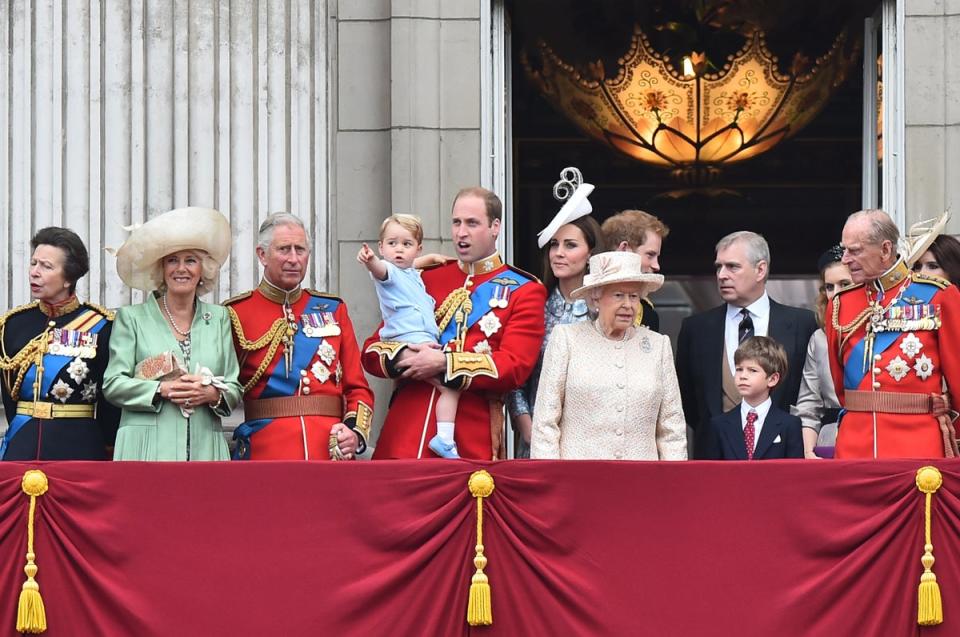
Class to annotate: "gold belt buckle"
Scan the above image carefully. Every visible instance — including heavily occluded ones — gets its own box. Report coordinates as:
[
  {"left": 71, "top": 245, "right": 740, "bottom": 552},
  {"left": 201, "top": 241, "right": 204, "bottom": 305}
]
[{"left": 33, "top": 402, "right": 54, "bottom": 419}]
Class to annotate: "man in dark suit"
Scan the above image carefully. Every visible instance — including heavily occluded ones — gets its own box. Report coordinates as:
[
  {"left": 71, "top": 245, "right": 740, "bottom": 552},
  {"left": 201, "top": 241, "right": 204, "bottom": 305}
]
[
  {"left": 676, "top": 231, "right": 817, "bottom": 458},
  {"left": 699, "top": 336, "right": 805, "bottom": 460}
]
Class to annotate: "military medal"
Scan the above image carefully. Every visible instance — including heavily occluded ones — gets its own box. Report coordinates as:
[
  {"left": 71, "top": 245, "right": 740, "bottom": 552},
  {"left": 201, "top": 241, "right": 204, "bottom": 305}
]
[
  {"left": 48, "top": 329, "right": 98, "bottom": 358},
  {"left": 914, "top": 354, "right": 934, "bottom": 380},
  {"left": 478, "top": 312, "right": 502, "bottom": 338},
  {"left": 49, "top": 379, "right": 74, "bottom": 403},
  {"left": 335, "top": 361, "right": 343, "bottom": 385},
  {"left": 473, "top": 339, "right": 492, "bottom": 355},
  {"left": 67, "top": 357, "right": 89, "bottom": 384},
  {"left": 317, "top": 340, "right": 336, "bottom": 366},
  {"left": 488, "top": 285, "right": 511, "bottom": 309},
  {"left": 311, "top": 361, "right": 331, "bottom": 384},
  {"left": 81, "top": 381, "right": 98, "bottom": 403}
]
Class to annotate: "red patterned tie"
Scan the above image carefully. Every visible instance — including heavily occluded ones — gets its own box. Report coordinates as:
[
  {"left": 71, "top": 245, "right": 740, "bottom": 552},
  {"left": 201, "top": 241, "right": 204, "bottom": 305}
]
[{"left": 744, "top": 410, "right": 758, "bottom": 460}]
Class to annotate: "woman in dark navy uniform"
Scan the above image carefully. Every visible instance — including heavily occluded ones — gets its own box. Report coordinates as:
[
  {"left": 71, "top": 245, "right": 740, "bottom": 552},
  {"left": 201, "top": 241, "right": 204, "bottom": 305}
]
[{"left": 0, "top": 227, "right": 119, "bottom": 460}]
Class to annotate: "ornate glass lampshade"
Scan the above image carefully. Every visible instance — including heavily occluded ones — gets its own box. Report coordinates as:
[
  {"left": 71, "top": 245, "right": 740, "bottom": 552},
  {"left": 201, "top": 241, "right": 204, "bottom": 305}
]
[{"left": 524, "top": 26, "right": 861, "bottom": 184}]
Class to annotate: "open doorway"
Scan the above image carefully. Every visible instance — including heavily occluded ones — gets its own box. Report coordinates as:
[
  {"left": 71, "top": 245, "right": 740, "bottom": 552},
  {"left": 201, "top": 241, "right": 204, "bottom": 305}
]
[{"left": 504, "top": 0, "right": 885, "bottom": 335}]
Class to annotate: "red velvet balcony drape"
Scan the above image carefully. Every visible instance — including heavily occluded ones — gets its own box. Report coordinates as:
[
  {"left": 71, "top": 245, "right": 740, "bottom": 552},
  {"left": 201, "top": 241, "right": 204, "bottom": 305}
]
[{"left": 0, "top": 459, "right": 957, "bottom": 636}]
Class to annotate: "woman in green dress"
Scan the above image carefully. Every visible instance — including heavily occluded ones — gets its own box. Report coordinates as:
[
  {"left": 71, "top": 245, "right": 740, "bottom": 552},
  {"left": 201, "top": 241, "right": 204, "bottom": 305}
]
[{"left": 104, "top": 207, "right": 242, "bottom": 461}]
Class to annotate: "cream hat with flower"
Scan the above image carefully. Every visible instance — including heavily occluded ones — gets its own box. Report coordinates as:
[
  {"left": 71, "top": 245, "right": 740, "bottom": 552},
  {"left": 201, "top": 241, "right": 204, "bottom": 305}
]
[
  {"left": 570, "top": 251, "right": 664, "bottom": 300},
  {"left": 114, "top": 207, "right": 231, "bottom": 293}
]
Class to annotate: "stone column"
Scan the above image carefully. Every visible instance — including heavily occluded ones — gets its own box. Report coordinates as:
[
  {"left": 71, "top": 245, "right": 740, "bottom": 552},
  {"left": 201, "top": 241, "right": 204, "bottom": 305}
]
[
  {"left": 332, "top": 0, "right": 483, "bottom": 443},
  {"left": 903, "top": 1, "right": 960, "bottom": 231}
]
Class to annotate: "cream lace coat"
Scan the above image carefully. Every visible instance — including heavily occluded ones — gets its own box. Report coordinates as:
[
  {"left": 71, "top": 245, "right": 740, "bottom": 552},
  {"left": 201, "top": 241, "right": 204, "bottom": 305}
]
[{"left": 530, "top": 321, "right": 687, "bottom": 460}]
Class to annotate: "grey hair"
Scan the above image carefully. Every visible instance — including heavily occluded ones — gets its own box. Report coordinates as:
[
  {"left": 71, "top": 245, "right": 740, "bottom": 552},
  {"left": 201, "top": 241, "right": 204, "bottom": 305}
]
[
  {"left": 257, "top": 212, "right": 312, "bottom": 251},
  {"left": 715, "top": 231, "right": 771, "bottom": 277},
  {"left": 845, "top": 209, "right": 899, "bottom": 246}
]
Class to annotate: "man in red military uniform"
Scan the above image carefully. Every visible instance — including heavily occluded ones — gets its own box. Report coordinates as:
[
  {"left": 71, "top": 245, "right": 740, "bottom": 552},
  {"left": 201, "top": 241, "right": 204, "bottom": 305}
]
[
  {"left": 363, "top": 187, "right": 547, "bottom": 459},
  {"left": 226, "top": 213, "right": 374, "bottom": 460},
  {"left": 826, "top": 209, "right": 960, "bottom": 458}
]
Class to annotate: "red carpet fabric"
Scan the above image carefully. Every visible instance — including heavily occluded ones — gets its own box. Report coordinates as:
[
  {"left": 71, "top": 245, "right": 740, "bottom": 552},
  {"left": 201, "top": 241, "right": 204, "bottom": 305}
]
[{"left": 0, "top": 459, "right": 957, "bottom": 636}]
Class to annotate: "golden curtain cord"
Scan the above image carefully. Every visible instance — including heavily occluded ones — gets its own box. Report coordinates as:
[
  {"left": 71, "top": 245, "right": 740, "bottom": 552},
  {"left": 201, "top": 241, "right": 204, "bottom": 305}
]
[
  {"left": 17, "top": 470, "right": 49, "bottom": 634},
  {"left": 467, "top": 470, "right": 495, "bottom": 626},
  {"left": 915, "top": 466, "right": 944, "bottom": 626}
]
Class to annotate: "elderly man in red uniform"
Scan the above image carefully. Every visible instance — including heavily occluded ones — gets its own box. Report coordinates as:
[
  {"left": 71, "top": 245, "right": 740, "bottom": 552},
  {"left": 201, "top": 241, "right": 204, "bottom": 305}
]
[
  {"left": 363, "top": 187, "right": 547, "bottom": 459},
  {"left": 826, "top": 209, "right": 960, "bottom": 458},
  {"left": 225, "top": 213, "right": 374, "bottom": 460}
]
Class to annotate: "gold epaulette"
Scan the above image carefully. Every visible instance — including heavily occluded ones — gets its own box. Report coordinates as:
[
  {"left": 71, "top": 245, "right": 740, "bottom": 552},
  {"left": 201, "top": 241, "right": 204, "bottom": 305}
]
[
  {"left": 222, "top": 290, "right": 253, "bottom": 306},
  {"left": 0, "top": 302, "right": 39, "bottom": 330},
  {"left": 836, "top": 282, "right": 865, "bottom": 296},
  {"left": 912, "top": 272, "right": 950, "bottom": 289},
  {"left": 506, "top": 265, "right": 542, "bottom": 285},
  {"left": 83, "top": 302, "right": 116, "bottom": 321},
  {"left": 305, "top": 289, "right": 343, "bottom": 302}
]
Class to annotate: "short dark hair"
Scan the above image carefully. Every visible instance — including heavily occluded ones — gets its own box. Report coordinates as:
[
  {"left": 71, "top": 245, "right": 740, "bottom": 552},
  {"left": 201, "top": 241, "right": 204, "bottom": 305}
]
[
  {"left": 30, "top": 227, "right": 89, "bottom": 293},
  {"left": 540, "top": 215, "right": 606, "bottom": 290},
  {"left": 734, "top": 336, "right": 788, "bottom": 386},
  {"left": 453, "top": 186, "right": 502, "bottom": 224},
  {"left": 925, "top": 235, "right": 960, "bottom": 285}
]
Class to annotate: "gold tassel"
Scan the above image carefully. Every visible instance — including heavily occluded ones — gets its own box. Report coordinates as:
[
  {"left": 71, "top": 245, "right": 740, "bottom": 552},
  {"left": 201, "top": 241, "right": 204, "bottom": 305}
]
[
  {"left": 467, "top": 470, "right": 495, "bottom": 626},
  {"left": 915, "top": 466, "right": 944, "bottom": 626},
  {"left": 17, "top": 470, "right": 49, "bottom": 634}
]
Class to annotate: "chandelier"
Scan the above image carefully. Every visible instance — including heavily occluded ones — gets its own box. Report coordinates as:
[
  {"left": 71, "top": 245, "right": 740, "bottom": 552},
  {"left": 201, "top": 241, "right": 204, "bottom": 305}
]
[{"left": 524, "top": 26, "right": 861, "bottom": 184}]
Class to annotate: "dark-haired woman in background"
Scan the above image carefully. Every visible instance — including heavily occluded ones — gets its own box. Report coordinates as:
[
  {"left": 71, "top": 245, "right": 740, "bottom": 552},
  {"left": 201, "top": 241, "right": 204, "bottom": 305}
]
[
  {"left": 0, "top": 227, "right": 120, "bottom": 459},
  {"left": 793, "top": 246, "right": 852, "bottom": 458},
  {"left": 913, "top": 234, "right": 960, "bottom": 284},
  {"left": 507, "top": 171, "right": 605, "bottom": 458}
]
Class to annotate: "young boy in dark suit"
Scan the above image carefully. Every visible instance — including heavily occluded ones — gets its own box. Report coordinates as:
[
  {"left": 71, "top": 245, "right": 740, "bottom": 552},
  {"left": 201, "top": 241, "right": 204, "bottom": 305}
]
[{"left": 701, "top": 336, "right": 804, "bottom": 460}]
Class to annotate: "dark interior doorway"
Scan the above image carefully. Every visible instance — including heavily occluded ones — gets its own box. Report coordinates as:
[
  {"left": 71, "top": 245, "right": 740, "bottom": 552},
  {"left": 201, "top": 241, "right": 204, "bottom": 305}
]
[{"left": 507, "top": 0, "right": 879, "bottom": 280}]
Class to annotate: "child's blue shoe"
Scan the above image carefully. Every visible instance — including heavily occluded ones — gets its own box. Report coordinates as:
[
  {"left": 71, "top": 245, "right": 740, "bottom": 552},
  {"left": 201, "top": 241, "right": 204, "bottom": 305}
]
[{"left": 428, "top": 435, "right": 460, "bottom": 458}]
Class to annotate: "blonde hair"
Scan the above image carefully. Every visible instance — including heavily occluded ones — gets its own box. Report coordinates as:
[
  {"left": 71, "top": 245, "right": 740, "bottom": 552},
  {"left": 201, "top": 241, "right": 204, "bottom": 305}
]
[
  {"left": 379, "top": 214, "right": 424, "bottom": 244},
  {"left": 155, "top": 249, "right": 220, "bottom": 296}
]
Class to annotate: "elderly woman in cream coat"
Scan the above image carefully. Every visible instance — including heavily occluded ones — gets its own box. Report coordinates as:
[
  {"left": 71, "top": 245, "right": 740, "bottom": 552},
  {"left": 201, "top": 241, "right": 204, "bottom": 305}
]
[
  {"left": 530, "top": 251, "right": 687, "bottom": 460},
  {"left": 104, "top": 207, "right": 242, "bottom": 461}
]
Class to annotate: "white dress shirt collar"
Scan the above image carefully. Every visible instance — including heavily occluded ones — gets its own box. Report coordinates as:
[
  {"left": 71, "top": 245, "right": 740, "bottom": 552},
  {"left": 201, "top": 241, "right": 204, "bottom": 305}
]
[{"left": 724, "top": 292, "right": 770, "bottom": 373}]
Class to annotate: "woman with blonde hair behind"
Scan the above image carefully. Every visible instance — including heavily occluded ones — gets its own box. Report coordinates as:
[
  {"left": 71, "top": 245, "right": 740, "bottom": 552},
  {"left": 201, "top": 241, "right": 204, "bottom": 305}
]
[{"left": 104, "top": 207, "right": 242, "bottom": 461}]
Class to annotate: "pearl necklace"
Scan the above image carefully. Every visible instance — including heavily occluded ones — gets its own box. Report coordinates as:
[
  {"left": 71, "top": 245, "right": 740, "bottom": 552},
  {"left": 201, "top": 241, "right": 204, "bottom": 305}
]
[{"left": 161, "top": 294, "right": 192, "bottom": 337}]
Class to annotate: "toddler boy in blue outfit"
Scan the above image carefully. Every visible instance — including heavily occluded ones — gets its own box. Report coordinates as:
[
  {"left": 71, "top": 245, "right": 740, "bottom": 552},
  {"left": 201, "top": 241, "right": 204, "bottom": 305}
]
[{"left": 358, "top": 214, "right": 461, "bottom": 458}]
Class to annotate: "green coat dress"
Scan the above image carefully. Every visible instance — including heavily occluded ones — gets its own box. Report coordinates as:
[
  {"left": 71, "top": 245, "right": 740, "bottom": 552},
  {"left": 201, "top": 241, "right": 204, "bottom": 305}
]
[{"left": 103, "top": 294, "right": 242, "bottom": 461}]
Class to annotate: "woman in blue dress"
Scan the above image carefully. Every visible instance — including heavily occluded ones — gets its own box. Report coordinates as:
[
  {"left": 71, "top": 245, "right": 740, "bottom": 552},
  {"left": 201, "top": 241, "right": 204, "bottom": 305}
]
[{"left": 507, "top": 168, "right": 605, "bottom": 458}]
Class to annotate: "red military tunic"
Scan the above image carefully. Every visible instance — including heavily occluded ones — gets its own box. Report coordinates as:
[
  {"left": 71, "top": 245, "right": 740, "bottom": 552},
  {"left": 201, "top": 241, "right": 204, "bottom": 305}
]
[
  {"left": 362, "top": 254, "right": 546, "bottom": 459},
  {"left": 825, "top": 259, "right": 960, "bottom": 458},
  {"left": 226, "top": 280, "right": 374, "bottom": 460}
]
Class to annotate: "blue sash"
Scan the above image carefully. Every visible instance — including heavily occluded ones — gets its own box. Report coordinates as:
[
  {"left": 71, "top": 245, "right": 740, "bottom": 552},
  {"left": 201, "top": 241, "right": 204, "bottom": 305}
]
[
  {"left": 843, "top": 281, "right": 939, "bottom": 390},
  {"left": 437, "top": 272, "right": 533, "bottom": 346},
  {"left": 1, "top": 316, "right": 108, "bottom": 458},
  {"left": 232, "top": 297, "right": 341, "bottom": 460}
]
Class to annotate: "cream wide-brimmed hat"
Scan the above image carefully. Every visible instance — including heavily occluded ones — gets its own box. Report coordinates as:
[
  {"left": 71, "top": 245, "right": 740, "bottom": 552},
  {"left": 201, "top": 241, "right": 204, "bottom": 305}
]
[
  {"left": 904, "top": 210, "right": 950, "bottom": 267},
  {"left": 114, "top": 207, "right": 231, "bottom": 293},
  {"left": 570, "top": 251, "right": 664, "bottom": 300},
  {"left": 536, "top": 167, "right": 595, "bottom": 249}
]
